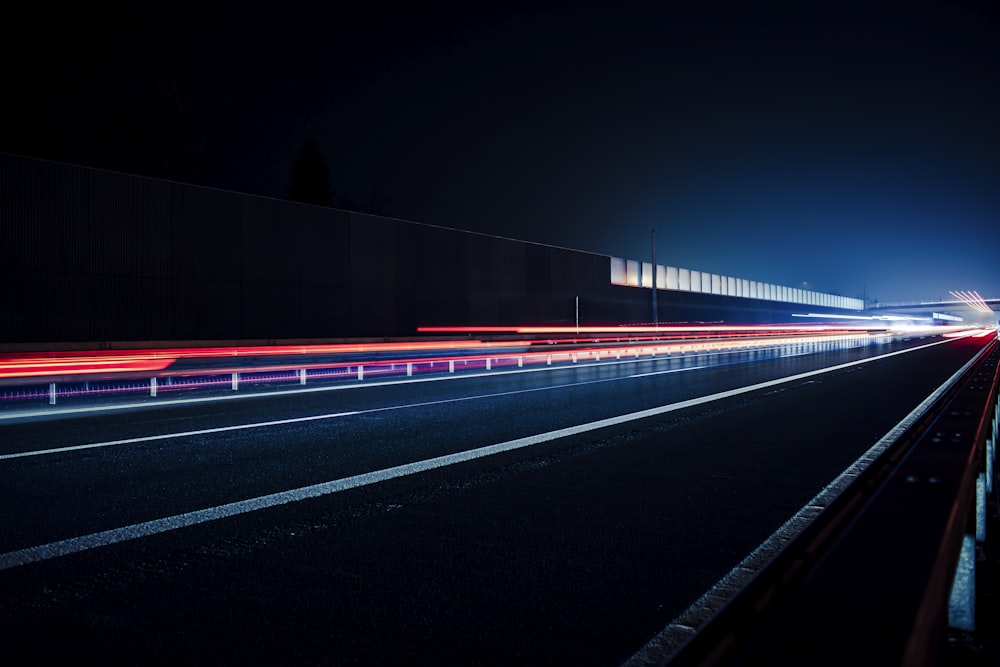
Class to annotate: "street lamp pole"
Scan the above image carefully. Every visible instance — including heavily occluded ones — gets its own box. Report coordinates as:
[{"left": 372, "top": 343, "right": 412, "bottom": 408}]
[{"left": 651, "top": 228, "right": 658, "bottom": 328}]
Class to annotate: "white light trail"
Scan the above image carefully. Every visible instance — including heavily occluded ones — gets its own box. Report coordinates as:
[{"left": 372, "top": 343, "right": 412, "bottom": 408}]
[{"left": 949, "top": 290, "right": 993, "bottom": 314}]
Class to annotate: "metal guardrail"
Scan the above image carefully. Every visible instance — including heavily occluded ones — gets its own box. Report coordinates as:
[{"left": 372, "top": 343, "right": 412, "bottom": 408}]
[
  {"left": 0, "top": 334, "right": 886, "bottom": 407},
  {"left": 628, "top": 335, "right": 999, "bottom": 666}
]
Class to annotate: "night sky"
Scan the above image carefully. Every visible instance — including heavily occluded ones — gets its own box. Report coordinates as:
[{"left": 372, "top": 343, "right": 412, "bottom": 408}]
[{"left": 5, "top": 1, "right": 998, "bottom": 304}]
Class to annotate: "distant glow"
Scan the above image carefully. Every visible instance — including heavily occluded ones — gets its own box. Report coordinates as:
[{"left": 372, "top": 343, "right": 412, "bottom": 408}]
[
  {"left": 933, "top": 312, "right": 963, "bottom": 322},
  {"left": 949, "top": 290, "right": 993, "bottom": 314}
]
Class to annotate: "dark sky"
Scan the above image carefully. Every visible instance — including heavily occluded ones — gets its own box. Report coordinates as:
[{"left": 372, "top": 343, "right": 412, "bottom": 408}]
[{"left": 5, "top": 1, "right": 998, "bottom": 303}]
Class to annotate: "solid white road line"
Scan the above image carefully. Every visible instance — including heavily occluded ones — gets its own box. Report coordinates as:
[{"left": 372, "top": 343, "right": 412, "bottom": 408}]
[{"left": 0, "top": 337, "right": 959, "bottom": 570}]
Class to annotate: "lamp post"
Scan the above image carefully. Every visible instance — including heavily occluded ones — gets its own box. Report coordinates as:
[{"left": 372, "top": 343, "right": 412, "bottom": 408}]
[{"left": 651, "top": 228, "right": 658, "bottom": 328}]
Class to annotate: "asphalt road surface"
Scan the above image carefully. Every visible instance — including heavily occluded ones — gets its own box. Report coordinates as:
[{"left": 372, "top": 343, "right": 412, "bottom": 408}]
[{"left": 0, "top": 333, "right": 990, "bottom": 665}]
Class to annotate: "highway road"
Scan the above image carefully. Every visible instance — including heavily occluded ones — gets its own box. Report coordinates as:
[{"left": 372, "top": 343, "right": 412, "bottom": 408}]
[{"left": 0, "top": 332, "right": 992, "bottom": 665}]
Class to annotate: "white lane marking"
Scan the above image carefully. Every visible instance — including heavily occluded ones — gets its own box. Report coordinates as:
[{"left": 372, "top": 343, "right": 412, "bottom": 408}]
[
  {"left": 621, "top": 340, "right": 991, "bottom": 667},
  {"left": 629, "top": 368, "right": 704, "bottom": 379},
  {"left": 0, "top": 366, "right": 707, "bottom": 460},
  {"left": 0, "top": 336, "right": 963, "bottom": 569},
  {"left": 0, "top": 411, "right": 359, "bottom": 460}
]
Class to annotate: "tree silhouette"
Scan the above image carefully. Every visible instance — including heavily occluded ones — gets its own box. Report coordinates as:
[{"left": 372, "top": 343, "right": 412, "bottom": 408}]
[{"left": 288, "top": 139, "right": 333, "bottom": 206}]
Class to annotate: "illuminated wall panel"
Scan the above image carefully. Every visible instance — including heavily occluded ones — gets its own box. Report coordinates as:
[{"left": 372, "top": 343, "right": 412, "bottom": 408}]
[
  {"left": 667, "top": 265, "right": 679, "bottom": 290},
  {"left": 679, "top": 268, "right": 691, "bottom": 291},
  {"left": 641, "top": 262, "right": 653, "bottom": 288},
  {"left": 626, "top": 260, "right": 640, "bottom": 286},
  {"left": 690, "top": 270, "right": 702, "bottom": 293},
  {"left": 726, "top": 276, "right": 736, "bottom": 296},
  {"left": 711, "top": 274, "right": 721, "bottom": 294},
  {"left": 610, "top": 257, "right": 627, "bottom": 285},
  {"left": 656, "top": 264, "right": 666, "bottom": 289}
]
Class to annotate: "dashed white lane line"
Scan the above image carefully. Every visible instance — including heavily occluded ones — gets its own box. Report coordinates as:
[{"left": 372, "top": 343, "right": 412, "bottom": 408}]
[{"left": 0, "top": 337, "right": 957, "bottom": 569}]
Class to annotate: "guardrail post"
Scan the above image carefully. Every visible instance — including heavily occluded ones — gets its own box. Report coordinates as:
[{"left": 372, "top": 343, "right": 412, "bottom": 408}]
[
  {"left": 988, "top": 438, "right": 995, "bottom": 494},
  {"left": 358, "top": 365, "right": 364, "bottom": 381},
  {"left": 407, "top": 362, "right": 413, "bottom": 377},
  {"left": 231, "top": 373, "right": 239, "bottom": 391},
  {"left": 449, "top": 360, "right": 454, "bottom": 373},
  {"left": 546, "top": 355, "right": 551, "bottom": 366},
  {"left": 947, "top": 534, "right": 976, "bottom": 632},
  {"left": 518, "top": 356, "right": 523, "bottom": 368},
  {"left": 150, "top": 376, "right": 158, "bottom": 397},
  {"left": 49, "top": 382, "right": 56, "bottom": 405},
  {"left": 572, "top": 353, "right": 577, "bottom": 363},
  {"left": 299, "top": 368, "right": 307, "bottom": 385},
  {"left": 486, "top": 358, "right": 491, "bottom": 370},
  {"left": 977, "top": 473, "right": 986, "bottom": 543}
]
